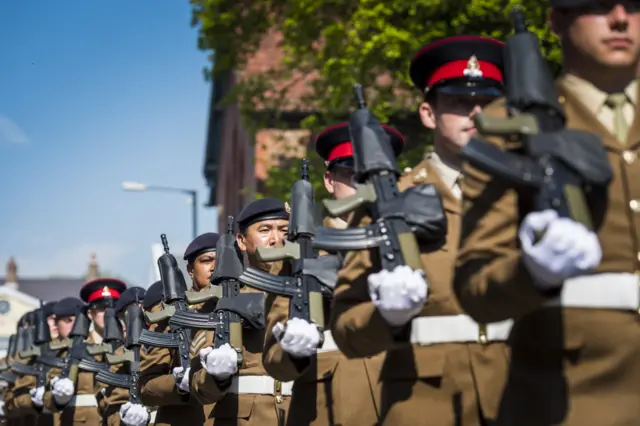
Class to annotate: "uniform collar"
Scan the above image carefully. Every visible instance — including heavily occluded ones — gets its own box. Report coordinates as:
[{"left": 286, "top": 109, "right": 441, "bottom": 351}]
[
  {"left": 427, "top": 151, "right": 461, "bottom": 191},
  {"left": 560, "top": 73, "right": 637, "bottom": 115}
]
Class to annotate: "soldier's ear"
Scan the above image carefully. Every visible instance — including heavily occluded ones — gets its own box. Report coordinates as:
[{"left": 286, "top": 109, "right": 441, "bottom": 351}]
[
  {"left": 323, "top": 170, "right": 335, "bottom": 195},
  {"left": 186, "top": 263, "right": 195, "bottom": 281},
  {"left": 236, "top": 233, "right": 247, "bottom": 252},
  {"left": 418, "top": 101, "right": 437, "bottom": 130}
]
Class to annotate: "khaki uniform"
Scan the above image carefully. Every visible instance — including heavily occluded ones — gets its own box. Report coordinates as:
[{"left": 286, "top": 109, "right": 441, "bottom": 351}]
[
  {"left": 261, "top": 216, "right": 378, "bottom": 426},
  {"left": 189, "top": 286, "right": 290, "bottom": 426},
  {"left": 138, "top": 304, "right": 208, "bottom": 425},
  {"left": 454, "top": 75, "right": 640, "bottom": 425},
  {"left": 331, "top": 154, "right": 510, "bottom": 425},
  {"left": 3, "top": 373, "right": 37, "bottom": 426},
  {"left": 96, "top": 346, "right": 130, "bottom": 426},
  {"left": 42, "top": 334, "right": 103, "bottom": 426}
]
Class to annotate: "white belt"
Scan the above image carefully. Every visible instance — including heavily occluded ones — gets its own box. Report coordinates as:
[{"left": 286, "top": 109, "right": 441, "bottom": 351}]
[
  {"left": 543, "top": 273, "right": 639, "bottom": 311},
  {"left": 318, "top": 330, "right": 338, "bottom": 353},
  {"left": 410, "top": 315, "right": 513, "bottom": 345},
  {"left": 68, "top": 394, "right": 97, "bottom": 407},
  {"left": 228, "top": 375, "right": 293, "bottom": 396},
  {"left": 149, "top": 409, "right": 157, "bottom": 424}
]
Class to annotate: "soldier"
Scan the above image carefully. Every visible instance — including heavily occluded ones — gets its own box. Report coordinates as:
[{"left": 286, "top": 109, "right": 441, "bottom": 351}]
[
  {"left": 190, "top": 198, "right": 291, "bottom": 425},
  {"left": 260, "top": 124, "right": 404, "bottom": 426},
  {"left": 454, "top": 2, "right": 640, "bottom": 425},
  {"left": 138, "top": 281, "right": 163, "bottom": 426},
  {"left": 329, "top": 36, "right": 511, "bottom": 426},
  {"left": 138, "top": 233, "right": 220, "bottom": 426},
  {"left": 45, "top": 279, "right": 126, "bottom": 426},
  {"left": 98, "top": 286, "right": 146, "bottom": 426}
]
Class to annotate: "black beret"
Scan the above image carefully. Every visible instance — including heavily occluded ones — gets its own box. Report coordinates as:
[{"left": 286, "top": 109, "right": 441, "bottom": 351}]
[
  {"left": 80, "top": 278, "right": 127, "bottom": 306},
  {"left": 115, "top": 287, "right": 146, "bottom": 314},
  {"left": 237, "top": 198, "right": 289, "bottom": 231},
  {"left": 143, "top": 281, "right": 164, "bottom": 311},
  {"left": 183, "top": 233, "right": 221, "bottom": 262},
  {"left": 53, "top": 297, "right": 85, "bottom": 318},
  {"left": 315, "top": 123, "right": 405, "bottom": 170},
  {"left": 43, "top": 301, "right": 57, "bottom": 317},
  {"left": 410, "top": 36, "right": 505, "bottom": 96}
]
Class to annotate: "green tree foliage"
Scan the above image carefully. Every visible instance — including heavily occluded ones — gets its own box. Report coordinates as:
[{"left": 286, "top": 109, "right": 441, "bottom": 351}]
[{"left": 189, "top": 0, "right": 562, "bottom": 200}]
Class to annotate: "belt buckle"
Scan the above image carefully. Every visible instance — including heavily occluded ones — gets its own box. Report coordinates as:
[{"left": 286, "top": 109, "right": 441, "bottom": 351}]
[
  {"left": 477, "top": 324, "right": 488, "bottom": 345},
  {"left": 275, "top": 380, "right": 283, "bottom": 404}
]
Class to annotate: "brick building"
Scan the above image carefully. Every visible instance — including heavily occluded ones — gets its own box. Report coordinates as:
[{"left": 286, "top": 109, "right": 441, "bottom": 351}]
[{"left": 202, "top": 31, "right": 423, "bottom": 231}]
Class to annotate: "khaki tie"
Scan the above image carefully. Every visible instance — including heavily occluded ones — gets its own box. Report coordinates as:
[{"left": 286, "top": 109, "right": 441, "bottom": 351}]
[{"left": 606, "top": 93, "right": 628, "bottom": 143}]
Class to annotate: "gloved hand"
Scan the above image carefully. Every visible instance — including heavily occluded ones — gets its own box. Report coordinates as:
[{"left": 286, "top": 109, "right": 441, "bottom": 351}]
[
  {"left": 171, "top": 366, "right": 191, "bottom": 393},
  {"left": 29, "top": 386, "right": 45, "bottom": 407},
  {"left": 368, "top": 265, "right": 428, "bottom": 326},
  {"left": 51, "top": 376, "right": 74, "bottom": 405},
  {"left": 519, "top": 209, "right": 602, "bottom": 289},
  {"left": 120, "top": 402, "right": 149, "bottom": 426},
  {"left": 199, "top": 343, "right": 238, "bottom": 380},
  {"left": 272, "top": 317, "right": 321, "bottom": 358}
]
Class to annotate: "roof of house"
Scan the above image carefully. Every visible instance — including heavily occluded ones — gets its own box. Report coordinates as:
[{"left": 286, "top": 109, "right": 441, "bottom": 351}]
[{"left": 0, "top": 277, "right": 86, "bottom": 303}]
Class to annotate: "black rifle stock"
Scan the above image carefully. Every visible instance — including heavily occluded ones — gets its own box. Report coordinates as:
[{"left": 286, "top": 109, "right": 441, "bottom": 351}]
[
  {"left": 313, "top": 85, "right": 442, "bottom": 273},
  {"left": 97, "top": 300, "right": 144, "bottom": 404},
  {"left": 460, "top": 8, "right": 612, "bottom": 234},
  {"left": 170, "top": 216, "right": 248, "bottom": 368},
  {"left": 138, "top": 234, "right": 192, "bottom": 382},
  {"left": 17, "top": 312, "right": 35, "bottom": 359},
  {"left": 239, "top": 159, "right": 327, "bottom": 346},
  {"left": 87, "top": 307, "right": 122, "bottom": 356},
  {"left": 15, "top": 304, "right": 56, "bottom": 387}
]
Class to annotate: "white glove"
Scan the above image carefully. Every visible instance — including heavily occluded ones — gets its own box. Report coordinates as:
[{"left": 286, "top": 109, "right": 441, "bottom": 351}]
[
  {"left": 171, "top": 366, "right": 190, "bottom": 393},
  {"left": 51, "top": 377, "right": 74, "bottom": 405},
  {"left": 368, "top": 265, "right": 428, "bottom": 326},
  {"left": 29, "top": 386, "right": 45, "bottom": 407},
  {"left": 272, "top": 318, "right": 321, "bottom": 358},
  {"left": 519, "top": 210, "right": 602, "bottom": 289},
  {"left": 199, "top": 343, "right": 238, "bottom": 380},
  {"left": 120, "top": 402, "right": 149, "bottom": 426}
]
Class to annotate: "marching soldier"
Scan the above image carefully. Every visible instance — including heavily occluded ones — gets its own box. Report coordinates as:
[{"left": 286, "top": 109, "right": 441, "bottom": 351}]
[
  {"left": 138, "top": 280, "right": 163, "bottom": 426},
  {"left": 138, "top": 233, "right": 220, "bottom": 426},
  {"left": 44, "top": 279, "right": 126, "bottom": 426},
  {"left": 330, "top": 36, "right": 511, "bottom": 425},
  {"left": 261, "top": 124, "right": 404, "bottom": 426},
  {"left": 190, "top": 198, "right": 291, "bottom": 425},
  {"left": 454, "top": 1, "right": 640, "bottom": 425},
  {"left": 99, "top": 286, "right": 146, "bottom": 426}
]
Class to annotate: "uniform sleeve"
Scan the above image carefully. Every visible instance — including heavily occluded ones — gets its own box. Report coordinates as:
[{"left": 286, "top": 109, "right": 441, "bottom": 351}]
[
  {"left": 189, "top": 330, "right": 234, "bottom": 405},
  {"left": 43, "top": 366, "right": 63, "bottom": 413},
  {"left": 453, "top": 98, "right": 546, "bottom": 323},
  {"left": 138, "top": 346, "right": 190, "bottom": 407},
  {"left": 4, "top": 374, "right": 38, "bottom": 416},
  {"left": 262, "top": 294, "right": 310, "bottom": 381},
  {"left": 329, "top": 209, "right": 411, "bottom": 358}
]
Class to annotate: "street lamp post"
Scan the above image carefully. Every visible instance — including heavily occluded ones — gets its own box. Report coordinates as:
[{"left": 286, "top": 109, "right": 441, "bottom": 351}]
[{"left": 121, "top": 181, "right": 198, "bottom": 240}]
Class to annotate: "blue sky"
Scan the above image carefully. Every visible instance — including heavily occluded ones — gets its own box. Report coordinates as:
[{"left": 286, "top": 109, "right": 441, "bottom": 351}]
[{"left": 0, "top": 1, "right": 219, "bottom": 287}]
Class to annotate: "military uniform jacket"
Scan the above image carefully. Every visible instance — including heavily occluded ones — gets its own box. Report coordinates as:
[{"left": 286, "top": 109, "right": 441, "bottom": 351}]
[
  {"left": 42, "top": 333, "right": 103, "bottom": 426},
  {"left": 96, "top": 345, "right": 130, "bottom": 426},
  {"left": 138, "top": 303, "right": 208, "bottom": 426},
  {"left": 4, "top": 365, "right": 39, "bottom": 426},
  {"left": 454, "top": 75, "right": 640, "bottom": 425},
  {"left": 331, "top": 156, "right": 510, "bottom": 426},
  {"left": 262, "top": 217, "right": 379, "bottom": 426},
  {"left": 189, "top": 283, "right": 290, "bottom": 426}
]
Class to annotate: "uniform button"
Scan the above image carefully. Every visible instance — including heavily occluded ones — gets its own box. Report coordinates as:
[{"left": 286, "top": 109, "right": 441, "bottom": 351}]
[
  {"left": 630, "top": 200, "right": 640, "bottom": 212},
  {"left": 623, "top": 150, "right": 636, "bottom": 164}
]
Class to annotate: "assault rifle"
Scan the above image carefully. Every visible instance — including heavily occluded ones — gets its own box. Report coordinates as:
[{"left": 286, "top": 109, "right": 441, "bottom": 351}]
[
  {"left": 313, "top": 85, "right": 447, "bottom": 272},
  {"left": 138, "top": 234, "right": 192, "bottom": 383},
  {"left": 170, "top": 216, "right": 265, "bottom": 368},
  {"left": 240, "top": 159, "right": 340, "bottom": 346},
  {"left": 460, "top": 8, "right": 612, "bottom": 232},
  {"left": 0, "top": 334, "right": 18, "bottom": 384},
  {"left": 16, "top": 312, "right": 35, "bottom": 360},
  {"left": 86, "top": 307, "right": 123, "bottom": 356},
  {"left": 11, "top": 305, "right": 55, "bottom": 388},
  {"left": 38, "top": 305, "right": 107, "bottom": 383},
  {"left": 96, "top": 298, "right": 144, "bottom": 404}
]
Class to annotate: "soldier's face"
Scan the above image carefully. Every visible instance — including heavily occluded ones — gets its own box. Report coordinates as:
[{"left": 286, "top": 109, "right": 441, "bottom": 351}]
[
  {"left": 420, "top": 94, "right": 497, "bottom": 151},
  {"left": 237, "top": 219, "right": 289, "bottom": 270},
  {"left": 324, "top": 166, "right": 356, "bottom": 199},
  {"left": 187, "top": 251, "right": 217, "bottom": 289},
  {"left": 88, "top": 306, "right": 107, "bottom": 331},
  {"left": 55, "top": 316, "right": 75, "bottom": 339},
  {"left": 47, "top": 315, "right": 59, "bottom": 340},
  {"left": 551, "top": 1, "right": 640, "bottom": 68}
]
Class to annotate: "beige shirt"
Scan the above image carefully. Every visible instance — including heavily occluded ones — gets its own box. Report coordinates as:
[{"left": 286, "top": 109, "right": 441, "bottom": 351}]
[
  {"left": 428, "top": 151, "right": 462, "bottom": 199},
  {"left": 561, "top": 74, "right": 637, "bottom": 140}
]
